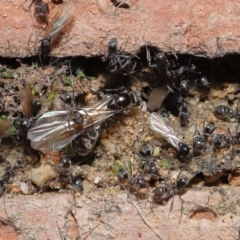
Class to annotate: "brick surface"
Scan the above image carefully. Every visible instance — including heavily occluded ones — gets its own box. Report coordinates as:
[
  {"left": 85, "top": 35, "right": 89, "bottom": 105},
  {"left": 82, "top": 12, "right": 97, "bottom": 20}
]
[
  {"left": 1, "top": 0, "right": 240, "bottom": 58},
  {"left": 0, "top": 187, "right": 239, "bottom": 240}
]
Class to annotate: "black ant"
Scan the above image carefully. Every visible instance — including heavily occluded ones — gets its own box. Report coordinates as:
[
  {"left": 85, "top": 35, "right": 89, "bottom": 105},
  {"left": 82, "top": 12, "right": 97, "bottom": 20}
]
[
  {"left": 118, "top": 168, "right": 129, "bottom": 182},
  {"left": 152, "top": 176, "right": 189, "bottom": 204},
  {"left": 178, "top": 100, "right": 189, "bottom": 127},
  {"left": 165, "top": 86, "right": 190, "bottom": 127},
  {"left": 55, "top": 155, "right": 84, "bottom": 192},
  {"left": 151, "top": 173, "right": 190, "bottom": 222},
  {"left": 177, "top": 61, "right": 210, "bottom": 90},
  {"left": 33, "top": 0, "right": 49, "bottom": 25},
  {"left": 0, "top": 169, "right": 14, "bottom": 196},
  {"left": 193, "top": 76, "right": 210, "bottom": 88},
  {"left": 60, "top": 91, "right": 84, "bottom": 125},
  {"left": 214, "top": 105, "right": 235, "bottom": 120},
  {"left": 139, "top": 143, "right": 160, "bottom": 181},
  {"left": 178, "top": 142, "right": 192, "bottom": 161},
  {"left": 106, "top": 38, "right": 141, "bottom": 74},
  {"left": 179, "top": 80, "right": 189, "bottom": 98},
  {"left": 68, "top": 173, "right": 84, "bottom": 192},
  {"left": 192, "top": 121, "right": 216, "bottom": 155},
  {"left": 212, "top": 126, "right": 240, "bottom": 154},
  {"left": 146, "top": 47, "right": 186, "bottom": 86},
  {"left": 203, "top": 121, "right": 216, "bottom": 137},
  {"left": 21, "top": 0, "right": 49, "bottom": 25},
  {"left": 117, "top": 167, "right": 149, "bottom": 199}
]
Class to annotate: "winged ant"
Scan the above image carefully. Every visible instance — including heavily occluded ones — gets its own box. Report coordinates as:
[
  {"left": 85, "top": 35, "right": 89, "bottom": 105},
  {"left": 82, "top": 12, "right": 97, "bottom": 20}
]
[
  {"left": 149, "top": 112, "right": 192, "bottom": 161},
  {"left": 39, "top": 1, "right": 74, "bottom": 61},
  {"left": 27, "top": 90, "right": 141, "bottom": 151}
]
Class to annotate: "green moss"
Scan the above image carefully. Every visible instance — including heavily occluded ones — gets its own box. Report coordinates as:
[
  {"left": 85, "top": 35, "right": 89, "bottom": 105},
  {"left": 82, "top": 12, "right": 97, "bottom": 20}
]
[
  {"left": 160, "top": 158, "right": 174, "bottom": 169},
  {"left": 0, "top": 114, "right": 7, "bottom": 120},
  {"left": 45, "top": 90, "right": 56, "bottom": 102},
  {"left": 76, "top": 69, "right": 96, "bottom": 80},
  {"left": 1, "top": 70, "right": 13, "bottom": 79}
]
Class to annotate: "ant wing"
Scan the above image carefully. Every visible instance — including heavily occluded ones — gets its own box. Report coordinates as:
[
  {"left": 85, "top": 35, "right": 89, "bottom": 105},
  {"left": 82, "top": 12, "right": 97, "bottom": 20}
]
[
  {"left": 27, "top": 110, "right": 82, "bottom": 151},
  {"left": 30, "top": 126, "right": 81, "bottom": 151},
  {"left": 0, "top": 120, "right": 12, "bottom": 139},
  {"left": 19, "top": 86, "right": 34, "bottom": 119},
  {"left": 147, "top": 86, "right": 170, "bottom": 111},
  {"left": 149, "top": 112, "right": 182, "bottom": 151},
  {"left": 27, "top": 96, "right": 121, "bottom": 151},
  {"left": 45, "top": 1, "right": 74, "bottom": 43}
]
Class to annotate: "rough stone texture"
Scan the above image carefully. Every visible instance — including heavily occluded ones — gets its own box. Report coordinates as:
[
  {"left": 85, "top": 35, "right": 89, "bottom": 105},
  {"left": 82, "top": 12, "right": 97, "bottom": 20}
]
[
  {"left": 0, "top": 187, "right": 239, "bottom": 240},
  {"left": 1, "top": 0, "right": 240, "bottom": 58}
]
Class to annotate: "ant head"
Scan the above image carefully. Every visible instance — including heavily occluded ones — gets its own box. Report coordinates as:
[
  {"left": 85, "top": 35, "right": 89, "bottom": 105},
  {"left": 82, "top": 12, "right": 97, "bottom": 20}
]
[
  {"left": 108, "top": 38, "right": 118, "bottom": 53},
  {"left": 178, "top": 142, "right": 190, "bottom": 156},
  {"left": 118, "top": 168, "right": 129, "bottom": 180},
  {"left": 140, "top": 143, "right": 153, "bottom": 157},
  {"left": 155, "top": 52, "right": 167, "bottom": 64},
  {"left": 70, "top": 174, "right": 84, "bottom": 192},
  {"left": 204, "top": 121, "right": 215, "bottom": 135},
  {"left": 21, "top": 118, "right": 31, "bottom": 128},
  {"left": 198, "top": 76, "right": 210, "bottom": 88},
  {"left": 59, "top": 155, "right": 71, "bottom": 169},
  {"left": 41, "top": 36, "right": 51, "bottom": 48},
  {"left": 176, "top": 177, "right": 189, "bottom": 189},
  {"left": 61, "top": 92, "right": 72, "bottom": 105},
  {"left": 32, "top": 101, "right": 42, "bottom": 116}
]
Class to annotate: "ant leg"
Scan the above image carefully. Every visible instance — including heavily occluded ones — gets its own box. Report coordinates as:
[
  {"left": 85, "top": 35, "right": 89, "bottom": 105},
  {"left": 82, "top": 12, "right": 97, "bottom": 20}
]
[
  {"left": 168, "top": 193, "right": 174, "bottom": 218},
  {"left": 178, "top": 197, "right": 184, "bottom": 225},
  {"left": 146, "top": 47, "right": 158, "bottom": 68},
  {"left": 19, "top": 0, "right": 32, "bottom": 11},
  {"left": 3, "top": 188, "right": 8, "bottom": 216}
]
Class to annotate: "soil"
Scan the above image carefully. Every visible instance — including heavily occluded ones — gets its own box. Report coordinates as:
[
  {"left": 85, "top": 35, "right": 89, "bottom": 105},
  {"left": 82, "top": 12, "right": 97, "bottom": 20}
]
[{"left": 0, "top": 53, "right": 240, "bottom": 239}]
